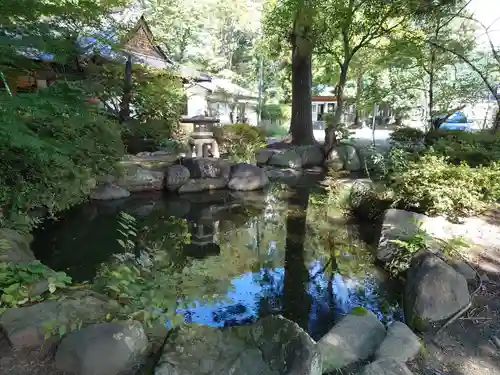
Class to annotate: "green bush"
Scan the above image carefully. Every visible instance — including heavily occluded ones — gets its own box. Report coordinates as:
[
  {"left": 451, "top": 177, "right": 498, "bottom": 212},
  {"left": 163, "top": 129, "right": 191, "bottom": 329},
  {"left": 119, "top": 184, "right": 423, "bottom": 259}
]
[
  {"left": 0, "top": 82, "right": 124, "bottom": 230},
  {"left": 425, "top": 129, "right": 500, "bottom": 167},
  {"left": 389, "top": 154, "right": 500, "bottom": 220},
  {"left": 265, "top": 123, "right": 289, "bottom": 137},
  {"left": 213, "top": 123, "right": 267, "bottom": 163},
  {"left": 389, "top": 127, "right": 426, "bottom": 151}
]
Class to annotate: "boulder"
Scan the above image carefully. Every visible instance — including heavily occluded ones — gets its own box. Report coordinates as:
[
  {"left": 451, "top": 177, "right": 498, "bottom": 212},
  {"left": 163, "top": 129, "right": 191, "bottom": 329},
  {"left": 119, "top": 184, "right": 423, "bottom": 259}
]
[
  {"left": 55, "top": 321, "right": 148, "bottom": 375},
  {"left": 267, "top": 145, "right": 324, "bottom": 169},
  {"left": 154, "top": 315, "right": 321, "bottom": 375},
  {"left": 325, "top": 148, "right": 344, "bottom": 171},
  {"left": 178, "top": 178, "right": 227, "bottom": 193},
  {"left": 180, "top": 157, "right": 231, "bottom": 180},
  {"left": 228, "top": 163, "right": 269, "bottom": 191},
  {"left": 360, "top": 358, "right": 414, "bottom": 375},
  {"left": 377, "top": 210, "right": 431, "bottom": 265},
  {"left": 297, "top": 145, "right": 324, "bottom": 167},
  {"left": 265, "top": 167, "right": 302, "bottom": 181},
  {"left": 269, "top": 149, "right": 303, "bottom": 168},
  {"left": 336, "top": 144, "right": 361, "bottom": 171},
  {"left": 447, "top": 258, "right": 477, "bottom": 284},
  {"left": 0, "top": 228, "right": 35, "bottom": 264},
  {"left": 117, "top": 165, "right": 165, "bottom": 192},
  {"left": 90, "top": 183, "right": 130, "bottom": 200},
  {"left": 404, "top": 251, "right": 470, "bottom": 331},
  {"left": 318, "top": 310, "right": 386, "bottom": 372},
  {"left": 0, "top": 290, "right": 119, "bottom": 348},
  {"left": 255, "top": 148, "right": 276, "bottom": 164},
  {"left": 375, "top": 321, "right": 421, "bottom": 362},
  {"left": 165, "top": 165, "right": 190, "bottom": 192}
]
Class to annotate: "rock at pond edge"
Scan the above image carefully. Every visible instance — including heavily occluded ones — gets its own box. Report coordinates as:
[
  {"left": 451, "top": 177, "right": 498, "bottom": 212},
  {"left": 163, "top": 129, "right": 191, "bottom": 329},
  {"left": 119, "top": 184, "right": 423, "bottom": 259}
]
[
  {"left": 404, "top": 250, "right": 470, "bottom": 332},
  {"left": 228, "top": 163, "right": 269, "bottom": 191},
  {"left": 55, "top": 320, "right": 148, "bottom": 375},
  {"left": 165, "top": 164, "right": 190, "bottom": 192},
  {"left": 375, "top": 321, "right": 421, "bottom": 363},
  {"left": 0, "top": 228, "right": 35, "bottom": 264},
  {"left": 318, "top": 310, "right": 386, "bottom": 372},
  {"left": 178, "top": 178, "right": 228, "bottom": 193},
  {"left": 90, "top": 183, "right": 130, "bottom": 200},
  {"left": 0, "top": 290, "right": 119, "bottom": 349},
  {"left": 360, "top": 358, "right": 414, "bottom": 375},
  {"left": 155, "top": 314, "right": 321, "bottom": 375}
]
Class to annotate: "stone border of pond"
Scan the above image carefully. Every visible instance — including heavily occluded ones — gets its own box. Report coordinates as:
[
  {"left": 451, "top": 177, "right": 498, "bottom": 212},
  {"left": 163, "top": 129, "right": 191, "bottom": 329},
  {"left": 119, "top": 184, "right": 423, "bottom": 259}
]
[
  {"left": 91, "top": 142, "right": 365, "bottom": 201},
  {"left": 3, "top": 148, "right": 492, "bottom": 375}
]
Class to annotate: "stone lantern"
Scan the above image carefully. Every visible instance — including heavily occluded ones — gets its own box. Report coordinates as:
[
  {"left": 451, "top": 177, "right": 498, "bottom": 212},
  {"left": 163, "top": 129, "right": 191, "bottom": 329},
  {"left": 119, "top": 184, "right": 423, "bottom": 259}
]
[{"left": 180, "top": 115, "right": 220, "bottom": 158}]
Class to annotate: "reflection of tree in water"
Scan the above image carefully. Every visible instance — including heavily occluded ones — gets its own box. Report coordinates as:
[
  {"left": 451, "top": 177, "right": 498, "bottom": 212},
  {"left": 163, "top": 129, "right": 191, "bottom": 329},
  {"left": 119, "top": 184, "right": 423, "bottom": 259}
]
[{"left": 282, "top": 186, "right": 312, "bottom": 331}]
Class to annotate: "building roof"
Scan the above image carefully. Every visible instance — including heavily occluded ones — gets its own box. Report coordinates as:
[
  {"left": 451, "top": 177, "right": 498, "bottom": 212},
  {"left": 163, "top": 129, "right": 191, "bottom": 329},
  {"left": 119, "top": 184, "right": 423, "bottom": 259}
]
[
  {"left": 15, "top": 12, "right": 210, "bottom": 82},
  {"left": 198, "top": 77, "right": 257, "bottom": 99}
]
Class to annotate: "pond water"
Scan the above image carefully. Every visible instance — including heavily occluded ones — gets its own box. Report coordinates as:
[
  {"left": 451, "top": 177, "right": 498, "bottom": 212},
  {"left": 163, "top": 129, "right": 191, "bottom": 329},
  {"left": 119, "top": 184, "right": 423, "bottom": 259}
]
[{"left": 32, "top": 178, "right": 402, "bottom": 341}]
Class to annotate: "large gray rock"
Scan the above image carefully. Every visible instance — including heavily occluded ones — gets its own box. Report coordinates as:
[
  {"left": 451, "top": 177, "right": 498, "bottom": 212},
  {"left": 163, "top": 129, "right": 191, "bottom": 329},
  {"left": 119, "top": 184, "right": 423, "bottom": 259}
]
[
  {"left": 404, "top": 251, "right": 470, "bottom": 331},
  {"left": 117, "top": 165, "right": 165, "bottom": 192},
  {"left": 0, "top": 228, "right": 35, "bottom": 264},
  {"left": 0, "top": 290, "right": 119, "bottom": 348},
  {"left": 336, "top": 144, "right": 361, "bottom": 171},
  {"left": 318, "top": 310, "right": 386, "bottom": 372},
  {"left": 325, "top": 148, "right": 344, "bottom": 171},
  {"left": 154, "top": 315, "right": 321, "bottom": 375},
  {"left": 255, "top": 148, "right": 276, "bottom": 164},
  {"left": 375, "top": 321, "right": 421, "bottom": 362},
  {"left": 297, "top": 145, "right": 324, "bottom": 167},
  {"left": 377, "top": 210, "right": 432, "bottom": 265},
  {"left": 90, "top": 183, "right": 130, "bottom": 200},
  {"left": 267, "top": 145, "right": 324, "bottom": 169},
  {"left": 178, "top": 178, "right": 227, "bottom": 193},
  {"left": 265, "top": 167, "right": 302, "bottom": 181},
  {"left": 269, "top": 149, "right": 303, "bottom": 168},
  {"left": 228, "top": 163, "right": 269, "bottom": 191},
  {"left": 360, "top": 358, "right": 414, "bottom": 375},
  {"left": 180, "top": 157, "right": 230, "bottom": 180},
  {"left": 165, "top": 165, "right": 190, "bottom": 192},
  {"left": 55, "top": 321, "right": 148, "bottom": 375}
]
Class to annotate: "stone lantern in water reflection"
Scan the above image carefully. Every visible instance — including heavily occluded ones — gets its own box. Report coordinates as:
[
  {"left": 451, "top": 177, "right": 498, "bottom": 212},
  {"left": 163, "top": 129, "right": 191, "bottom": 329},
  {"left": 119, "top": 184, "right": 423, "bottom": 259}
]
[{"left": 183, "top": 220, "right": 221, "bottom": 259}]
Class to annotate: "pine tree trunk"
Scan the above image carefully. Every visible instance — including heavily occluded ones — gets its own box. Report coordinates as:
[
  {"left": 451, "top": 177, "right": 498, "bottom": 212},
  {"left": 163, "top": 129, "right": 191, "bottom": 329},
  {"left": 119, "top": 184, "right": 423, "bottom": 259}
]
[{"left": 290, "top": 46, "right": 314, "bottom": 145}]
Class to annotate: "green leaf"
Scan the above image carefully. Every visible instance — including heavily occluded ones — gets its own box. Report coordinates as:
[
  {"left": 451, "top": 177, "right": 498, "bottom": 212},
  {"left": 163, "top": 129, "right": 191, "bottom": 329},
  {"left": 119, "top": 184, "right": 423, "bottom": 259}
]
[{"left": 351, "top": 306, "right": 368, "bottom": 316}]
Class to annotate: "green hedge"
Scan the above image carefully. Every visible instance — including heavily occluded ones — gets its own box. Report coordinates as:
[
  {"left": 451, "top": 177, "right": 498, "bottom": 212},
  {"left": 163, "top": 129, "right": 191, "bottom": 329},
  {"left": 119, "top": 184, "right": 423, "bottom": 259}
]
[
  {"left": 425, "top": 129, "right": 500, "bottom": 167},
  {"left": 213, "top": 123, "right": 267, "bottom": 163},
  {"left": 0, "top": 83, "right": 124, "bottom": 230}
]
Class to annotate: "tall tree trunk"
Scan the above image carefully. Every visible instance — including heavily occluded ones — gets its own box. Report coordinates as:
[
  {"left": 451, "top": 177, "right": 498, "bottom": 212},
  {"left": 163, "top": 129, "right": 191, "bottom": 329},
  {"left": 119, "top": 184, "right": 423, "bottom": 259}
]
[
  {"left": 354, "top": 74, "right": 363, "bottom": 126},
  {"left": 290, "top": 45, "right": 314, "bottom": 145},
  {"left": 325, "top": 63, "right": 348, "bottom": 152},
  {"left": 119, "top": 55, "right": 133, "bottom": 124},
  {"left": 428, "top": 48, "right": 436, "bottom": 130}
]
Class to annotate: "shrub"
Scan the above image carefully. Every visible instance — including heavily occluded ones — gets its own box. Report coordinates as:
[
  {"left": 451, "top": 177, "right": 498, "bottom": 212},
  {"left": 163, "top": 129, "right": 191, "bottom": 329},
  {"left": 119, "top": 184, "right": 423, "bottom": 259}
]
[
  {"left": 0, "top": 82, "right": 124, "bottom": 230},
  {"left": 213, "top": 123, "right": 267, "bottom": 163},
  {"left": 388, "top": 154, "right": 500, "bottom": 220},
  {"left": 425, "top": 129, "right": 500, "bottom": 167},
  {"left": 389, "top": 127, "right": 426, "bottom": 151}
]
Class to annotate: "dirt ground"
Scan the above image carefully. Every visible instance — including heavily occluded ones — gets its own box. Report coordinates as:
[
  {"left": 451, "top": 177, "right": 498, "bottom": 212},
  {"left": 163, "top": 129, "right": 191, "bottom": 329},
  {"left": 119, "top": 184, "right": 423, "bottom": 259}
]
[{"left": 409, "top": 207, "right": 500, "bottom": 375}]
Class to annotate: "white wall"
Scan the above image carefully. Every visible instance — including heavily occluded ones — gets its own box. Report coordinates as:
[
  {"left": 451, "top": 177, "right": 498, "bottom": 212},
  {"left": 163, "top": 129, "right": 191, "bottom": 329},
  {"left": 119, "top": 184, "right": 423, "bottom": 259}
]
[{"left": 185, "top": 85, "right": 209, "bottom": 116}]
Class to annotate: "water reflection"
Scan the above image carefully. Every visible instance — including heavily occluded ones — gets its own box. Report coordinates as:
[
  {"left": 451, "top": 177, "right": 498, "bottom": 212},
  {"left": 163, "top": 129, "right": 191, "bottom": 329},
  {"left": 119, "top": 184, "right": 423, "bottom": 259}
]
[{"left": 32, "top": 185, "right": 403, "bottom": 339}]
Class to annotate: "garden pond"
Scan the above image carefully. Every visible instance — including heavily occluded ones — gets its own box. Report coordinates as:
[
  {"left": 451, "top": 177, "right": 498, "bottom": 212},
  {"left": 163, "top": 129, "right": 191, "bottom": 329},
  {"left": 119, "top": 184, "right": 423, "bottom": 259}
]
[{"left": 32, "top": 178, "right": 402, "bottom": 341}]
